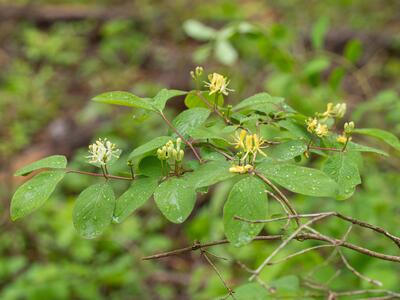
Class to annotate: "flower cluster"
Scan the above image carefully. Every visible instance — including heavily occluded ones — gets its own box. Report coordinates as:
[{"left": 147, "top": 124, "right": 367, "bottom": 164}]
[
  {"left": 157, "top": 138, "right": 185, "bottom": 176},
  {"left": 190, "top": 66, "right": 204, "bottom": 81},
  {"left": 306, "top": 102, "right": 346, "bottom": 138},
  {"left": 337, "top": 121, "right": 355, "bottom": 144},
  {"left": 306, "top": 117, "right": 329, "bottom": 138},
  {"left": 204, "top": 73, "right": 234, "bottom": 96},
  {"left": 157, "top": 138, "right": 184, "bottom": 162},
  {"left": 229, "top": 130, "right": 266, "bottom": 174},
  {"left": 87, "top": 138, "right": 120, "bottom": 165},
  {"left": 321, "top": 102, "right": 347, "bottom": 119}
]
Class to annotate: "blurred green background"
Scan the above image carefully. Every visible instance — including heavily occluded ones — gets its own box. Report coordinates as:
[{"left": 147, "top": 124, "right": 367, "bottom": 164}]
[{"left": 1, "top": 1, "right": 400, "bottom": 299}]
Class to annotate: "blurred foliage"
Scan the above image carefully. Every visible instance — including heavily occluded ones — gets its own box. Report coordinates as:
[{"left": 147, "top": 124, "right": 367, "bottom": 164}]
[{"left": 1, "top": 0, "right": 400, "bottom": 299}]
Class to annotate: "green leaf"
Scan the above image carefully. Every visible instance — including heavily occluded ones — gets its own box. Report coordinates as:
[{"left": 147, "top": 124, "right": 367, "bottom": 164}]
[
  {"left": 257, "top": 162, "right": 338, "bottom": 197},
  {"left": 154, "top": 178, "right": 196, "bottom": 223},
  {"left": 214, "top": 39, "right": 238, "bottom": 65},
  {"left": 266, "top": 140, "right": 307, "bottom": 161},
  {"left": 152, "top": 89, "right": 187, "bottom": 111},
  {"left": 11, "top": 170, "right": 65, "bottom": 220},
  {"left": 92, "top": 91, "right": 155, "bottom": 111},
  {"left": 347, "top": 141, "right": 388, "bottom": 157},
  {"left": 353, "top": 128, "right": 400, "bottom": 152},
  {"left": 270, "top": 275, "right": 300, "bottom": 292},
  {"left": 184, "top": 91, "right": 224, "bottom": 109},
  {"left": 129, "top": 136, "right": 171, "bottom": 160},
  {"left": 303, "top": 57, "right": 330, "bottom": 77},
  {"left": 311, "top": 16, "right": 330, "bottom": 49},
  {"left": 138, "top": 156, "right": 162, "bottom": 177},
  {"left": 223, "top": 176, "right": 267, "bottom": 247},
  {"left": 184, "top": 160, "right": 236, "bottom": 189},
  {"left": 73, "top": 182, "right": 115, "bottom": 239},
  {"left": 232, "top": 283, "right": 269, "bottom": 300},
  {"left": 233, "top": 92, "right": 285, "bottom": 112},
  {"left": 14, "top": 155, "right": 67, "bottom": 176},
  {"left": 172, "top": 107, "right": 210, "bottom": 139},
  {"left": 183, "top": 19, "right": 217, "bottom": 41},
  {"left": 113, "top": 177, "right": 158, "bottom": 223},
  {"left": 344, "top": 39, "right": 363, "bottom": 64},
  {"left": 322, "top": 152, "right": 361, "bottom": 200}
]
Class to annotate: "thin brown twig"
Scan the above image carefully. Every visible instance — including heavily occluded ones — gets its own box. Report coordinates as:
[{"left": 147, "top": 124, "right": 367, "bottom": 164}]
[
  {"left": 234, "top": 211, "right": 400, "bottom": 248},
  {"left": 249, "top": 214, "right": 333, "bottom": 281},
  {"left": 200, "top": 248, "right": 236, "bottom": 299},
  {"left": 338, "top": 250, "right": 383, "bottom": 287},
  {"left": 196, "top": 91, "right": 232, "bottom": 125},
  {"left": 65, "top": 169, "right": 132, "bottom": 181},
  {"left": 255, "top": 171, "right": 300, "bottom": 226}
]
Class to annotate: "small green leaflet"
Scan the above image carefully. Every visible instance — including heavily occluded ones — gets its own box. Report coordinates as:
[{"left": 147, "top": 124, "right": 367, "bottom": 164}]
[
  {"left": 257, "top": 162, "right": 338, "bottom": 197},
  {"left": 171, "top": 107, "right": 210, "bottom": 139},
  {"left": 353, "top": 128, "right": 400, "bottom": 152},
  {"left": 183, "top": 19, "right": 217, "bottom": 41},
  {"left": 214, "top": 38, "right": 238, "bottom": 65},
  {"left": 266, "top": 140, "right": 307, "bottom": 161},
  {"left": 233, "top": 92, "right": 285, "bottom": 113},
  {"left": 154, "top": 178, "right": 196, "bottom": 223},
  {"left": 223, "top": 176, "right": 268, "bottom": 247},
  {"left": 113, "top": 177, "right": 158, "bottom": 223},
  {"left": 128, "top": 136, "right": 171, "bottom": 160},
  {"left": 92, "top": 91, "right": 155, "bottom": 111},
  {"left": 11, "top": 170, "right": 65, "bottom": 220},
  {"left": 73, "top": 182, "right": 115, "bottom": 239},
  {"left": 152, "top": 89, "right": 187, "bottom": 111},
  {"left": 323, "top": 152, "right": 361, "bottom": 200},
  {"left": 184, "top": 160, "right": 236, "bottom": 189},
  {"left": 14, "top": 155, "right": 67, "bottom": 176}
]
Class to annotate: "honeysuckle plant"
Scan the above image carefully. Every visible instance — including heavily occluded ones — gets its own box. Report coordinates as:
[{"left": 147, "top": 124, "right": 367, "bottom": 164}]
[{"left": 10, "top": 68, "right": 400, "bottom": 293}]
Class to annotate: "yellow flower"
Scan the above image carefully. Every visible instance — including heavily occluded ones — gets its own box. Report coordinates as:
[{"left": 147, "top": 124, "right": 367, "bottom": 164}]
[
  {"left": 233, "top": 129, "right": 247, "bottom": 149},
  {"left": 229, "top": 164, "right": 253, "bottom": 174},
  {"left": 204, "top": 73, "right": 234, "bottom": 96},
  {"left": 322, "top": 102, "right": 347, "bottom": 119},
  {"left": 315, "top": 123, "right": 329, "bottom": 137},
  {"left": 337, "top": 135, "right": 350, "bottom": 144},
  {"left": 252, "top": 134, "right": 267, "bottom": 157},
  {"left": 306, "top": 118, "right": 318, "bottom": 133}
]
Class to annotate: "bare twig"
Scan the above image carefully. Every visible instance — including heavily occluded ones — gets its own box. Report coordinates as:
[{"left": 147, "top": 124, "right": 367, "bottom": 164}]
[
  {"left": 65, "top": 169, "right": 132, "bottom": 181},
  {"left": 200, "top": 247, "right": 236, "bottom": 299},
  {"left": 338, "top": 250, "right": 383, "bottom": 287},
  {"left": 249, "top": 214, "right": 332, "bottom": 281}
]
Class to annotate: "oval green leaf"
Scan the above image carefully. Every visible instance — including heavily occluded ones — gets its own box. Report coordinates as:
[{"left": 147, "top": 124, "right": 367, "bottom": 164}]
[
  {"left": 266, "top": 140, "right": 307, "bottom": 161},
  {"left": 14, "top": 155, "right": 67, "bottom": 176},
  {"left": 11, "top": 170, "right": 65, "bottom": 220},
  {"left": 184, "top": 160, "right": 236, "bottom": 189},
  {"left": 113, "top": 177, "right": 158, "bottom": 223},
  {"left": 73, "top": 182, "right": 115, "bottom": 239},
  {"left": 353, "top": 128, "right": 400, "bottom": 152},
  {"left": 154, "top": 178, "right": 196, "bottom": 223},
  {"left": 257, "top": 162, "right": 338, "bottom": 197},
  {"left": 92, "top": 91, "right": 155, "bottom": 111},
  {"left": 223, "top": 176, "right": 268, "bottom": 247},
  {"left": 322, "top": 152, "right": 361, "bottom": 200},
  {"left": 153, "top": 89, "right": 187, "bottom": 111},
  {"left": 171, "top": 107, "right": 210, "bottom": 139}
]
